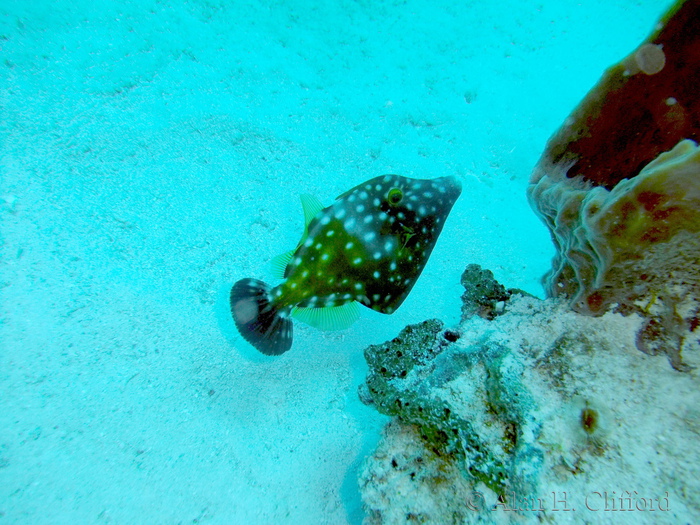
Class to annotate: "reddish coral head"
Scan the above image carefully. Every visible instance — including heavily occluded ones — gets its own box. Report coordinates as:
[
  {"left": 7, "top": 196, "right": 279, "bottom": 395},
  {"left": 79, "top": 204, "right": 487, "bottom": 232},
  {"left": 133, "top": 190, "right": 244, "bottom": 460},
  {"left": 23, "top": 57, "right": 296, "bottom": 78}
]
[{"left": 543, "top": 0, "right": 700, "bottom": 190}]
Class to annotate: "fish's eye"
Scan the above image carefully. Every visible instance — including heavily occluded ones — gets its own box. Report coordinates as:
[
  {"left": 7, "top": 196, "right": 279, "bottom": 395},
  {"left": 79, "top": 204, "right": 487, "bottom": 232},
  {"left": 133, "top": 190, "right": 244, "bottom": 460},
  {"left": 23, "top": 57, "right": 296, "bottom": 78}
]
[{"left": 387, "top": 188, "right": 403, "bottom": 206}]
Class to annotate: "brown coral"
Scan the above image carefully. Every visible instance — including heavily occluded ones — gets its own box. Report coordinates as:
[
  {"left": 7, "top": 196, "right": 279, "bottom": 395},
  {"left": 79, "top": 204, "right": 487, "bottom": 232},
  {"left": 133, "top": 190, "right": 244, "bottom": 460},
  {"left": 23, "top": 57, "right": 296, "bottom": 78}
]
[
  {"left": 533, "top": 0, "right": 700, "bottom": 191},
  {"left": 528, "top": 0, "right": 700, "bottom": 370}
]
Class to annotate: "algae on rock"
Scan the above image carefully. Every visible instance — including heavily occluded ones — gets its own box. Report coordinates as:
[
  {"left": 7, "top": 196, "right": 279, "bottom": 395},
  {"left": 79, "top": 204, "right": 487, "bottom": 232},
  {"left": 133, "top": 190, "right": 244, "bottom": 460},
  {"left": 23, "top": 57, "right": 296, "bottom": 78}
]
[{"left": 359, "top": 266, "right": 700, "bottom": 524}]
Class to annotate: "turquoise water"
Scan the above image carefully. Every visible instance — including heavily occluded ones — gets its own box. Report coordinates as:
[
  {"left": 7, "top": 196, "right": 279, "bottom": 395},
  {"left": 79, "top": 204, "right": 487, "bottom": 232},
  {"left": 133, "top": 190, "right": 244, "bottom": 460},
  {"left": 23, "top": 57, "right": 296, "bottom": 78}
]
[{"left": 0, "top": 1, "right": 675, "bottom": 523}]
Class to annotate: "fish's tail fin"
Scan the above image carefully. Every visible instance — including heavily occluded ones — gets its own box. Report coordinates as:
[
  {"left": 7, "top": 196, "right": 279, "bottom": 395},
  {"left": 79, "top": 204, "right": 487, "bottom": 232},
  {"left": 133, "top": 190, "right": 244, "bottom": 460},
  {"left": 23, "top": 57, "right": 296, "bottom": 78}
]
[{"left": 230, "top": 278, "right": 293, "bottom": 356}]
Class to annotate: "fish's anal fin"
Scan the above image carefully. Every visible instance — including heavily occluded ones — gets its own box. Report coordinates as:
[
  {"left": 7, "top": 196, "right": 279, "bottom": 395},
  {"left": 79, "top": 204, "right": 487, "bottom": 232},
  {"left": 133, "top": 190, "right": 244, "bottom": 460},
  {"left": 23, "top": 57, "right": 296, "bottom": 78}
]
[
  {"left": 270, "top": 250, "right": 295, "bottom": 280},
  {"left": 291, "top": 301, "right": 361, "bottom": 331}
]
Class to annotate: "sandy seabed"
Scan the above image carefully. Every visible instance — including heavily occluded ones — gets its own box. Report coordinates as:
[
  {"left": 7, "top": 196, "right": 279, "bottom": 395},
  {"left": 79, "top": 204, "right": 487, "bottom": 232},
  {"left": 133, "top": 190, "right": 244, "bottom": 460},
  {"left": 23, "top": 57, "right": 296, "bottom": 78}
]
[{"left": 0, "top": 0, "right": 675, "bottom": 523}]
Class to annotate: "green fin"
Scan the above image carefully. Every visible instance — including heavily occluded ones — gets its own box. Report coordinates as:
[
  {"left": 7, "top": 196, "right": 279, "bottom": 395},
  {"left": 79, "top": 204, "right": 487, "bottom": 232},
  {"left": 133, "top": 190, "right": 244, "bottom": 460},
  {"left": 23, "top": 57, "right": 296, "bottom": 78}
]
[
  {"left": 270, "top": 250, "right": 295, "bottom": 280},
  {"left": 300, "top": 194, "right": 324, "bottom": 228},
  {"left": 269, "top": 196, "right": 323, "bottom": 281},
  {"left": 292, "top": 301, "right": 361, "bottom": 331},
  {"left": 298, "top": 194, "right": 325, "bottom": 247}
]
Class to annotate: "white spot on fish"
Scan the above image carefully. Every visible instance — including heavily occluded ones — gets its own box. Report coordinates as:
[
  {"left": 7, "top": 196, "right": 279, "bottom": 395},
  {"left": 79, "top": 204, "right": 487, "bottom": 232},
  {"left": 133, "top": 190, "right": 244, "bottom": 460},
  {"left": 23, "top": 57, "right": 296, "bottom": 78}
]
[
  {"left": 345, "top": 241, "right": 354, "bottom": 249},
  {"left": 335, "top": 208, "right": 346, "bottom": 219},
  {"left": 373, "top": 252, "right": 382, "bottom": 260},
  {"left": 390, "top": 261, "right": 397, "bottom": 271},
  {"left": 364, "top": 215, "right": 373, "bottom": 224},
  {"left": 356, "top": 204, "right": 365, "bottom": 213},
  {"left": 360, "top": 191, "right": 368, "bottom": 199},
  {"left": 384, "top": 240, "right": 393, "bottom": 252},
  {"left": 353, "top": 257, "right": 363, "bottom": 265},
  {"left": 321, "top": 215, "right": 331, "bottom": 225},
  {"left": 364, "top": 232, "right": 376, "bottom": 242},
  {"left": 326, "top": 230, "right": 335, "bottom": 237},
  {"left": 373, "top": 271, "right": 380, "bottom": 279},
  {"left": 344, "top": 218, "right": 356, "bottom": 230},
  {"left": 321, "top": 253, "right": 329, "bottom": 261},
  {"left": 304, "top": 238, "right": 313, "bottom": 247},
  {"left": 354, "top": 283, "right": 363, "bottom": 290},
  {"left": 373, "top": 198, "right": 380, "bottom": 207},
  {"left": 315, "top": 243, "right": 322, "bottom": 249}
]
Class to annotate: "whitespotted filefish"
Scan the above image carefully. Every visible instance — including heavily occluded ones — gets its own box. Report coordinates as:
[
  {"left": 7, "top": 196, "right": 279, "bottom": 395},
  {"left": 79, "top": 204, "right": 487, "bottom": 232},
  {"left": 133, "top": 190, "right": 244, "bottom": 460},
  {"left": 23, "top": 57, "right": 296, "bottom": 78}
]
[{"left": 230, "top": 174, "right": 462, "bottom": 355}]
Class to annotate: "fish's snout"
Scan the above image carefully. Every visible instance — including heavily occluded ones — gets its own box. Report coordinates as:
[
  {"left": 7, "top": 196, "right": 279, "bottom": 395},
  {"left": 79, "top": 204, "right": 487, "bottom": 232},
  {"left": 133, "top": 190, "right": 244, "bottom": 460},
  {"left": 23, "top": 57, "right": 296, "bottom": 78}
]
[
  {"left": 436, "top": 175, "right": 462, "bottom": 202},
  {"left": 447, "top": 175, "right": 462, "bottom": 194}
]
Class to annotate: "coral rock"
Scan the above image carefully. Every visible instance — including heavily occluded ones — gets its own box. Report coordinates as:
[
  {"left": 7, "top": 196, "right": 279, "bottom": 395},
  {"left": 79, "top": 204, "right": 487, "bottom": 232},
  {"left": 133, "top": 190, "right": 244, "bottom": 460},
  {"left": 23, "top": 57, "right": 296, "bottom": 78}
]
[
  {"left": 359, "top": 288, "right": 700, "bottom": 523},
  {"left": 460, "top": 264, "right": 531, "bottom": 322}
]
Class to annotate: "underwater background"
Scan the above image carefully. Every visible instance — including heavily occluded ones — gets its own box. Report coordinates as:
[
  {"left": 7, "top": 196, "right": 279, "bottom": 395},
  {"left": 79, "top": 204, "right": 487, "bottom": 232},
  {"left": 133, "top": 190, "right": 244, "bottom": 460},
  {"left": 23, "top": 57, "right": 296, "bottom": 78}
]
[{"left": 0, "top": 0, "right": 678, "bottom": 523}]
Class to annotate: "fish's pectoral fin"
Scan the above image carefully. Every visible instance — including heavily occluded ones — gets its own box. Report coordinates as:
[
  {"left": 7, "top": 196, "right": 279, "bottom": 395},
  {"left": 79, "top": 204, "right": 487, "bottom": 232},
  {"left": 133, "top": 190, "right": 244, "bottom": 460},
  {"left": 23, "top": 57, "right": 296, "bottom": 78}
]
[
  {"left": 291, "top": 301, "right": 361, "bottom": 331},
  {"left": 270, "top": 250, "right": 295, "bottom": 279}
]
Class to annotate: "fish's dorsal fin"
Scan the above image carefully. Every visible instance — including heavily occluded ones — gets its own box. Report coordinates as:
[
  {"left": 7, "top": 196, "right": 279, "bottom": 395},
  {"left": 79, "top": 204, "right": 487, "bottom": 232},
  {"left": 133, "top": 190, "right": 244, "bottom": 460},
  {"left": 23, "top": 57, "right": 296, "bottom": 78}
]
[
  {"left": 270, "top": 250, "right": 295, "bottom": 280},
  {"left": 300, "top": 194, "right": 324, "bottom": 229},
  {"left": 291, "top": 301, "right": 361, "bottom": 331},
  {"left": 269, "top": 196, "right": 323, "bottom": 280},
  {"left": 298, "top": 194, "right": 325, "bottom": 247}
]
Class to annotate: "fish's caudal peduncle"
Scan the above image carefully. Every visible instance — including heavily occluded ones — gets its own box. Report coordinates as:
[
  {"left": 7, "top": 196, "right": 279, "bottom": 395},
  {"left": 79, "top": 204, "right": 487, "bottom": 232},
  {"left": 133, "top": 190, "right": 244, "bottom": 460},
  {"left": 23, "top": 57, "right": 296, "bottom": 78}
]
[{"left": 230, "top": 174, "right": 462, "bottom": 355}]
